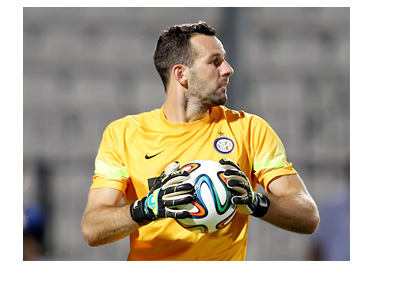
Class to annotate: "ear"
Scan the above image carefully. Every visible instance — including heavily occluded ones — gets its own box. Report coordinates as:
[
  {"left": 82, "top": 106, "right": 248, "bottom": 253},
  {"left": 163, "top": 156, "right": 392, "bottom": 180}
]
[{"left": 172, "top": 64, "right": 188, "bottom": 88}]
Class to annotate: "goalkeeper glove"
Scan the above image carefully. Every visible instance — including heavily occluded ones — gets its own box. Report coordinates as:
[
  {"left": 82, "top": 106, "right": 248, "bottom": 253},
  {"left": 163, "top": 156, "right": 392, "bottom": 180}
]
[
  {"left": 130, "top": 161, "right": 194, "bottom": 225},
  {"left": 219, "top": 158, "right": 270, "bottom": 217}
]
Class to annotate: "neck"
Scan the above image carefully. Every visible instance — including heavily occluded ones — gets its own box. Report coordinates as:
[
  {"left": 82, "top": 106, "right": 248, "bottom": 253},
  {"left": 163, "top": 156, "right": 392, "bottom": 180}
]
[{"left": 163, "top": 88, "right": 210, "bottom": 123}]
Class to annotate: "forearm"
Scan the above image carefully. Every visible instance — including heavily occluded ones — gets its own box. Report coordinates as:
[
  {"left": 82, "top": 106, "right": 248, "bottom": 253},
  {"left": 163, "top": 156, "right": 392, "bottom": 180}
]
[
  {"left": 261, "top": 191, "right": 320, "bottom": 234},
  {"left": 82, "top": 204, "right": 139, "bottom": 247}
]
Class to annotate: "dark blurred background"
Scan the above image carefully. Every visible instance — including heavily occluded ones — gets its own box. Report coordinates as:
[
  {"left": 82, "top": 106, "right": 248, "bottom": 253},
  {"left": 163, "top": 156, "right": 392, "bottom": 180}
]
[{"left": 23, "top": 7, "right": 349, "bottom": 261}]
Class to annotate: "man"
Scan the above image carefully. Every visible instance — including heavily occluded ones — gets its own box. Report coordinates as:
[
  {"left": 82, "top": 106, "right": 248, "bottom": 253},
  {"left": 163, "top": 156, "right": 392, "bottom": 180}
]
[{"left": 82, "top": 21, "right": 319, "bottom": 261}]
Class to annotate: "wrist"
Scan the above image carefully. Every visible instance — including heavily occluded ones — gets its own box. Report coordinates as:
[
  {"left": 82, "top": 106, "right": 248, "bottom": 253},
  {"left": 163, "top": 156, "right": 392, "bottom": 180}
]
[
  {"left": 130, "top": 198, "right": 153, "bottom": 225},
  {"left": 251, "top": 193, "right": 270, "bottom": 218}
]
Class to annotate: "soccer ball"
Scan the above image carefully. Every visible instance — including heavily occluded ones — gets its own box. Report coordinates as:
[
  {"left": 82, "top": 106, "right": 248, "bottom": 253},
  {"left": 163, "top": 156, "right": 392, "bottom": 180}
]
[{"left": 175, "top": 160, "right": 237, "bottom": 233}]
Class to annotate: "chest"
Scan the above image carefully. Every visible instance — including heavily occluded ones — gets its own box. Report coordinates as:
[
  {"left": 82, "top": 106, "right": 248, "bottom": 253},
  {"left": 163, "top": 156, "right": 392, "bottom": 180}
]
[{"left": 123, "top": 122, "right": 252, "bottom": 199}]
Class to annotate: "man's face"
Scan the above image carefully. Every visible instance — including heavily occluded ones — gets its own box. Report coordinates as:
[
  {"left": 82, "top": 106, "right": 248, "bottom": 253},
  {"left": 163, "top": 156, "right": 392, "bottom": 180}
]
[{"left": 186, "top": 35, "right": 234, "bottom": 107}]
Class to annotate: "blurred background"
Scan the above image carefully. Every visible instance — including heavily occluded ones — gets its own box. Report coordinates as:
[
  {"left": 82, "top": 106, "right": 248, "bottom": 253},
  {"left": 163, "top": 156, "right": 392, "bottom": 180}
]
[{"left": 23, "top": 7, "right": 349, "bottom": 261}]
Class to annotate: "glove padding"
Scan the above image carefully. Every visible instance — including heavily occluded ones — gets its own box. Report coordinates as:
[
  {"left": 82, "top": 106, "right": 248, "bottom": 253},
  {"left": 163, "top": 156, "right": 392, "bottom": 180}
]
[
  {"left": 130, "top": 161, "right": 195, "bottom": 224},
  {"left": 219, "top": 158, "right": 270, "bottom": 217}
]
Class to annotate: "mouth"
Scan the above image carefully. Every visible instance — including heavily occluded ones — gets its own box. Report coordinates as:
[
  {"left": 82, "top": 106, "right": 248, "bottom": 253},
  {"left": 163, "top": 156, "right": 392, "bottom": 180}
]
[
  {"left": 218, "top": 81, "right": 229, "bottom": 90},
  {"left": 217, "top": 86, "right": 228, "bottom": 96},
  {"left": 220, "top": 80, "right": 229, "bottom": 88}
]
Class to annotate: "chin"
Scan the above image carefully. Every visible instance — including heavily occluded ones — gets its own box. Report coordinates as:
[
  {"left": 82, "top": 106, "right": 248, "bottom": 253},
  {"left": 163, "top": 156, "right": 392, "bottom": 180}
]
[
  {"left": 218, "top": 93, "right": 228, "bottom": 105},
  {"left": 220, "top": 96, "right": 227, "bottom": 105},
  {"left": 212, "top": 95, "right": 228, "bottom": 106},
  {"left": 212, "top": 91, "right": 227, "bottom": 105}
]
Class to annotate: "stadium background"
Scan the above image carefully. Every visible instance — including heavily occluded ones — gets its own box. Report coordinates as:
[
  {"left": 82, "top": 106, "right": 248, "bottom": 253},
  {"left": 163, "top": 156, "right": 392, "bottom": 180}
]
[{"left": 23, "top": 7, "right": 349, "bottom": 261}]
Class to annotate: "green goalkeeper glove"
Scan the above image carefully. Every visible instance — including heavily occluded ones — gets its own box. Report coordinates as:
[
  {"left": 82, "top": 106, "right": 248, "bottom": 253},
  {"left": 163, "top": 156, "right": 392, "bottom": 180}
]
[
  {"left": 130, "top": 162, "right": 194, "bottom": 225},
  {"left": 219, "top": 158, "right": 270, "bottom": 217}
]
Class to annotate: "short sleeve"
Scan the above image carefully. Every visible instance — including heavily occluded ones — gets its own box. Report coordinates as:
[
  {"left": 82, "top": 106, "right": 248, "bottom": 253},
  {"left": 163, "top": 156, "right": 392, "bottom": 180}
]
[
  {"left": 250, "top": 115, "right": 297, "bottom": 192},
  {"left": 90, "top": 122, "right": 131, "bottom": 195}
]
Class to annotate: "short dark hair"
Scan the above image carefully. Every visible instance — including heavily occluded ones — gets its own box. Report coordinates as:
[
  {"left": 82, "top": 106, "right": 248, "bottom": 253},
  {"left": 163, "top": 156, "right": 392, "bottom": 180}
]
[{"left": 153, "top": 21, "right": 216, "bottom": 91}]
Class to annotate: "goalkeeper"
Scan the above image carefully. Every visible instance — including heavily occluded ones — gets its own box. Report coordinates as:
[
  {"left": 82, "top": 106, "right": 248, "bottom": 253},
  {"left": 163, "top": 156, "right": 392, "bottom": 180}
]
[{"left": 82, "top": 21, "right": 320, "bottom": 261}]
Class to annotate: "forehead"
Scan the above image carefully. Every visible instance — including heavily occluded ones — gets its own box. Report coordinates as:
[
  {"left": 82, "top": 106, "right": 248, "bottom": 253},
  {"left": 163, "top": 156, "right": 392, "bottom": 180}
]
[{"left": 190, "top": 35, "right": 226, "bottom": 59}]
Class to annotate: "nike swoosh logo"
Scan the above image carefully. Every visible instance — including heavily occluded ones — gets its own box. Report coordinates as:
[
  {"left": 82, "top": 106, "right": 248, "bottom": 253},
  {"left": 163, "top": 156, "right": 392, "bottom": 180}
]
[{"left": 145, "top": 150, "right": 165, "bottom": 159}]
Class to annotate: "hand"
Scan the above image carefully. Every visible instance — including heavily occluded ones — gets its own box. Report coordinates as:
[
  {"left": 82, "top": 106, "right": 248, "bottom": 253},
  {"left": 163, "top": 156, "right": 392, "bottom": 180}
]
[
  {"left": 219, "top": 158, "right": 270, "bottom": 217},
  {"left": 130, "top": 162, "right": 195, "bottom": 224}
]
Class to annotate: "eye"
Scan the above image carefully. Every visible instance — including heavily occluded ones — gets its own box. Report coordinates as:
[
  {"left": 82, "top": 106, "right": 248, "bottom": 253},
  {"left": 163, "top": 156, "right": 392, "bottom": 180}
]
[{"left": 211, "top": 58, "right": 222, "bottom": 66}]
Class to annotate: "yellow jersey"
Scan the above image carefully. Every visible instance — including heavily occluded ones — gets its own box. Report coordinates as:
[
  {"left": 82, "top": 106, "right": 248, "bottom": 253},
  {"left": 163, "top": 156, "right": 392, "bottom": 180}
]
[{"left": 91, "top": 105, "right": 297, "bottom": 260}]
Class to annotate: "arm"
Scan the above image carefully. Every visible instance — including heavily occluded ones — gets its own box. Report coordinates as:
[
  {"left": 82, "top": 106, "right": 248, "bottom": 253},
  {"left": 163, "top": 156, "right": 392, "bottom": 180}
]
[
  {"left": 262, "top": 174, "right": 320, "bottom": 234},
  {"left": 81, "top": 187, "right": 139, "bottom": 247},
  {"left": 220, "top": 158, "right": 319, "bottom": 235},
  {"left": 82, "top": 162, "right": 195, "bottom": 247}
]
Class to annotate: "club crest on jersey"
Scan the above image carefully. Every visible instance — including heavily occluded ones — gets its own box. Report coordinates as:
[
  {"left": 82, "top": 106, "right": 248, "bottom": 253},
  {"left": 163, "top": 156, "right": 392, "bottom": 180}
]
[{"left": 214, "top": 137, "right": 235, "bottom": 154}]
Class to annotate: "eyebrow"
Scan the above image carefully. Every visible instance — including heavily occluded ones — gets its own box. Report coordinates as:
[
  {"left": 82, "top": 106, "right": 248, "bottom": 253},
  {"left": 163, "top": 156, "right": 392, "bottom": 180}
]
[{"left": 208, "top": 52, "right": 226, "bottom": 60}]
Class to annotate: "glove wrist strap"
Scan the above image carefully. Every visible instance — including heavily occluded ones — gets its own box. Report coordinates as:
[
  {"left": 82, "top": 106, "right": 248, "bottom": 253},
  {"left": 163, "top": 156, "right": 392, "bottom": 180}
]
[
  {"left": 130, "top": 199, "right": 152, "bottom": 226},
  {"left": 252, "top": 193, "right": 270, "bottom": 218}
]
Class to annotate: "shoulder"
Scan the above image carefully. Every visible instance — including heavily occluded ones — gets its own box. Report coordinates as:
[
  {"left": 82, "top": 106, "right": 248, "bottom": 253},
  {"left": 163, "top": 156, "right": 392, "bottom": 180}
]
[
  {"left": 213, "top": 106, "right": 269, "bottom": 127},
  {"left": 105, "top": 109, "right": 160, "bottom": 133},
  {"left": 215, "top": 106, "right": 280, "bottom": 143}
]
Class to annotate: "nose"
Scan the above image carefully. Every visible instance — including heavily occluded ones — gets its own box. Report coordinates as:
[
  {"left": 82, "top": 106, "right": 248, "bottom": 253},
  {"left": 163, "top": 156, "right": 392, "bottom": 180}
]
[{"left": 220, "top": 60, "right": 234, "bottom": 78}]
